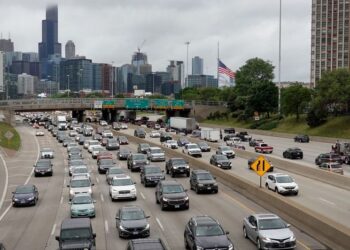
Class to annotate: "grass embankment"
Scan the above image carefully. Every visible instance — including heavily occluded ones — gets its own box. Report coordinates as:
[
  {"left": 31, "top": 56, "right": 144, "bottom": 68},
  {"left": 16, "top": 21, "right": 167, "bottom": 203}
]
[
  {"left": 0, "top": 122, "right": 21, "bottom": 150},
  {"left": 204, "top": 115, "right": 350, "bottom": 139}
]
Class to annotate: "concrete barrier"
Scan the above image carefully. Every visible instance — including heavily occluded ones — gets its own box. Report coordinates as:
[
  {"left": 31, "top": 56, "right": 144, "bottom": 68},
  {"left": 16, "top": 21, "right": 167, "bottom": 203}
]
[{"left": 115, "top": 129, "right": 350, "bottom": 250}]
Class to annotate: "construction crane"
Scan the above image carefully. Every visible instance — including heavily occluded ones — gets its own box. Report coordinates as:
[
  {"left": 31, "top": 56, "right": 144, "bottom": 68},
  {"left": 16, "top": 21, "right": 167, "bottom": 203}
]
[{"left": 137, "top": 39, "right": 146, "bottom": 53}]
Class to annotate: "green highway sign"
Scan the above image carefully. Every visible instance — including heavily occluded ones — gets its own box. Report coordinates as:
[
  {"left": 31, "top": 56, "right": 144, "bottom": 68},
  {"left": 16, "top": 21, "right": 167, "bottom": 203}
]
[
  {"left": 124, "top": 99, "right": 150, "bottom": 109},
  {"left": 102, "top": 100, "right": 115, "bottom": 109}
]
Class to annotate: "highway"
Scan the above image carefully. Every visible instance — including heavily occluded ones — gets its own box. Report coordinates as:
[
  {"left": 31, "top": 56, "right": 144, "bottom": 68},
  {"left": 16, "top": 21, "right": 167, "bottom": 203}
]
[
  {"left": 120, "top": 125, "right": 350, "bottom": 228},
  {"left": 0, "top": 122, "right": 325, "bottom": 250}
]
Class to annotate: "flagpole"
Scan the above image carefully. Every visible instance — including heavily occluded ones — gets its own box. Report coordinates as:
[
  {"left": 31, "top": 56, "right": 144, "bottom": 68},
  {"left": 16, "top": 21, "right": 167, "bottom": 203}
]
[{"left": 217, "top": 41, "right": 220, "bottom": 88}]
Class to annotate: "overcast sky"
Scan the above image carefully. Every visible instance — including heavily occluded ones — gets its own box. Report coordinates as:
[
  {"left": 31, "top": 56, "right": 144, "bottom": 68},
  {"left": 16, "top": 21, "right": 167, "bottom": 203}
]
[{"left": 0, "top": 0, "right": 311, "bottom": 82}]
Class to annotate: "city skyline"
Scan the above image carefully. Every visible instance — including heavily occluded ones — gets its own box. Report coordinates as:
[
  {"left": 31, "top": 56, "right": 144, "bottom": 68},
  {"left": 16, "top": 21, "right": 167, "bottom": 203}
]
[{"left": 0, "top": 0, "right": 311, "bottom": 82}]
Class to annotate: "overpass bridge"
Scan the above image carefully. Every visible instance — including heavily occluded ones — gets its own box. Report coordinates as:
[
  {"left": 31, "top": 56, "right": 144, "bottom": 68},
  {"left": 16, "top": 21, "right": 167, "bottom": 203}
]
[{"left": 0, "top": 98, "right": 227, "bottom": 123}]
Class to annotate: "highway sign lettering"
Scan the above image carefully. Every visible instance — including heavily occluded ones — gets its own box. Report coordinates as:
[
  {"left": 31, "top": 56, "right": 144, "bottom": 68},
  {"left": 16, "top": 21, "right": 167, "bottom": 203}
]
[
  {"left": 251, "top": 155, "right": 271, "bottom": 176},
  {"left": 93, "top": 100, "right": 102, "bottom": 109}
]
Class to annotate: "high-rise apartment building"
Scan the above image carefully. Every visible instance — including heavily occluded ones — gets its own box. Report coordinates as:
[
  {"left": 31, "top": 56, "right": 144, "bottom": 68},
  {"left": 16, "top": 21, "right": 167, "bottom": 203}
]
[
  {"left": 311, "top": 0, "right": 350, "bottom": 86},
  {"left": 192, "top": 56, "right": 203, "bottom": 75},
  {"left": 0, "top": 39, "right": 14, "bottom": 52},
  {"left": 65, "top": 40, "right": 75, "bottom": 59}
]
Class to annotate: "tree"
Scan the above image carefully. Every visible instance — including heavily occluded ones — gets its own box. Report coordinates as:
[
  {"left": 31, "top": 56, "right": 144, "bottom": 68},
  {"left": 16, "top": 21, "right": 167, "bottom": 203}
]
[
  {"left": 281, "top": 84, "right": 311, "bottom": 120},
  {"left": 247, "top": 81, "right": 278, "bottom": 117}
]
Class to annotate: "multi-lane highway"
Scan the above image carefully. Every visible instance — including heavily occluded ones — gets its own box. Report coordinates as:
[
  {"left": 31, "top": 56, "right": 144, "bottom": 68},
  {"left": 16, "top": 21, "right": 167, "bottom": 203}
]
[{"left": 0, "top": 120, "right": 326, "bottom": 250}]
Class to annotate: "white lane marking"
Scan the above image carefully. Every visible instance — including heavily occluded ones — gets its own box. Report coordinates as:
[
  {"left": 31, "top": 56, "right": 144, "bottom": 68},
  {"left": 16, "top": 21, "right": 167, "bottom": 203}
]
[
  {"left": 51, "top": 223, "right": 57, "bottom": 235},
  {"left": 96, "top": 177, "right": 99, "bottom": 184},
  {"left": 0, "top": 205, "right": 11, "bottom": 223},
  {"left": 63, "top": 179, "right": 66, "bottom": 186},
  {"left": 140, "top": 192, "right": 146, "bottom": 200},
  {"left": 156, "top": 217, "right": 164, "bottom": 231},
  {"left": 104, "top": 220, "right": 109, "bottom": 234},
  {"left": 100, "top": 193, "right": 104, "bottom": 202},
  {"left": 319, "top": 197, "right": 336, "bottom": 206},
  {"left": 60, "top": 196, "right": 63, "bottom": 204},
  {"left": 0, "top": 153, "right": 9, "bottom": 213}
]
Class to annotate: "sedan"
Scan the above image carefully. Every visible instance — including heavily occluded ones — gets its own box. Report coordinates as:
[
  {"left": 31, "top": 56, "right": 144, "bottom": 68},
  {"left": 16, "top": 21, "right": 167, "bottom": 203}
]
[
  {"left": 162, "top": 140, "right": 178, "bottom": 149},
  {"left": 118, "top": 148, "right": 132, "bottom": 160},
  {"left": 294, "top": 134, "right": 309, "bottom": 143},
  {"left": 177, "top": 137, "right": 190, "bottom": 147},
  {"left": 12, "top": 184, "right": 39, "bottom": 207},
  {"left": 118, "top": 136, "right": 129, "bottom": 145},
  {"left": 34, "top": 159, "right": 53, "bottom": 177},
  {"left": 70, "top": 193, "right": 96, "bottom": 218},
  {"left": 283, "top": 148, "right": 303, "bottom": 159},
  {"left": 149, "top": 130, "right": 161, "bottom": 138},
  {"left": 35, "top": 130, "right": 45, "bottom": 136},
  {"left": 243, "top": 213, "right": 296, "bottom": 249},
  {"left": 210, "top": 154, "right": 232, "bottom": 169},
  {"left": 315, "top": 153, "right": 342, "bottom": 165},
  {"left": 116, "top": 206, "right": 150, "bottom": 238},
  {"left": 197, "top": 141, "right": 211, "bottom": 152}
]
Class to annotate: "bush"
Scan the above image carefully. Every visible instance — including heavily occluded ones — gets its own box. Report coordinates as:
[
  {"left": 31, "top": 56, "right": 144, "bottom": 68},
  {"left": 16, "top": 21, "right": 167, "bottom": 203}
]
[
  {"left": 231, "top": 110, "right": 242, "bottom": 118},
  {"left": 306, "top": 108, "right": 327, "bottom": 127},
  {"left": 257, "top": 120, "right": 279, "bottom": 130}
]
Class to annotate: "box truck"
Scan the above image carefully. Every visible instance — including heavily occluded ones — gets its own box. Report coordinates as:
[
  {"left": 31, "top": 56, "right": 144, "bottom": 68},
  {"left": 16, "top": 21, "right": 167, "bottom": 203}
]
[
  {"left": 169, "top": 117, "right": 196, "bottom": 133},
  {"left": 201, "top": 129, "right": 220, "bottom": 142}
]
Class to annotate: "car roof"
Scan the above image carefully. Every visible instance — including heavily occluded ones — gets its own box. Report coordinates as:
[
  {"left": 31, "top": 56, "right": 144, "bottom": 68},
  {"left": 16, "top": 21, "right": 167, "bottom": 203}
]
[
  {"left": 73, "top": 193, "right": 92, "bottom": 198},
  {"left": 160, "top": 180, "right": 180, "bottom": 186},
  {"left": 71, "top": 175, "right": 90, "bottom": 181},
  {"left": 192, "top": 169, "right": 210, "bottom": 174},
  {"left": 254, "top": 213, "right": 280, "bottom": 220},
  {"left": 269, "top": 173, "right": 290, "bottom": 177},
  {"left": 61, "top": 218, "right": 91, "bottom": 230},
  {"left": 120, "top": 205, "right": 143, "bottom": 213},
  {"left": 149, "top": 147, "right": 161, "bottom": 150},
  {"left": 192, "top": 216, "right": 218, "bottom": 226},
  {"left": 112, "top": 174, "right": 130, "bottom": 180}
]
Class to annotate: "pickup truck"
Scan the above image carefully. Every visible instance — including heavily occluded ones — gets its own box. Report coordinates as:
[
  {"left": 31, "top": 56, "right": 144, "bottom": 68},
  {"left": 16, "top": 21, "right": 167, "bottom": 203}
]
[{"left": 254, "top": 143, "right": 273, "bottom": 154}]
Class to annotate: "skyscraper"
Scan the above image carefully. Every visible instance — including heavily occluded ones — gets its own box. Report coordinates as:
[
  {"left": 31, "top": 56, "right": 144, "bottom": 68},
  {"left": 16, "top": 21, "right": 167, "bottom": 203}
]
[
  {"left": 38, "top": 4, "right": 61, "bottom": 78},
  {"left": 131, "top": 52, "right": 152, "bottom": 75},
  {"left": 311, "top": 0, "right": 350, "bottom": 86},
  {"left": 65, "top": 40, "right": 75, "bottom": 59},
  {"left": 192, "top": 56, "right": 203, "bottom": 75},
  {"left": 166, "top": 60, "right": 184, "bottom": 89},
  {"left": 0, "top": 38, "right": 14, "bottom": 52}
]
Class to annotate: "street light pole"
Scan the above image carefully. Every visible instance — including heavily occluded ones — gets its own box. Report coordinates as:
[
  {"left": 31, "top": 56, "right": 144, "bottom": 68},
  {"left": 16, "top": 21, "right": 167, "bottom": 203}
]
[{"left": 278, "top": 0, "right": 282, "bottom": 115}]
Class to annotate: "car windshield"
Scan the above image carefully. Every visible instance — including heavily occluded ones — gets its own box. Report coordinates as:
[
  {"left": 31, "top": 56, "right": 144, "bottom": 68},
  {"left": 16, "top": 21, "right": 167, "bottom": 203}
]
[
  {"left": 112, "top": 178, "right": 133, "bottom": 186},
  {"left": 195, "top": 225, "right": 224, "bottom": 237},
  {"left": 119, "top": 136, "right": 127, "bottom": 141},
  {"left": 216, "top": 155, "right": 228, "bottom": 160},
  {"left": 36, "top": 162, "right": 50, "bottom": 168},
  {"left": 15, "top": 186, "right": 33, "bottom": 194},
  {"left": 121, "top": 210, "right": 145, "bottom": 220},
  {"left": 172, "top": 159, "right": 187, "bottom": 165},
  {"left": 258, "top": 218, "right": 286, "bottom": 230},
  {"left": 89, "top": 141, "right": 99, "bottom": 146},
  {"left": 134, "top": 154, "right": 146, "bottom": 160},
  {"left": 187, "top": 144, "right": 198, "bottom": 149},
  {"left": 197, "top": 173, "right": 214, "bottom": 180},
  {"left": 100, "top": 159, "right": 113, "bottom": 165},
  {"left": 163, "top": 184, "right": 184, "bottom": 194},
  {"left": 72, "top": 195, "right": 92, "bottom": 204},
  {"left": 276, "top": 176, "right": 293, "bottom": 183},
  {"left": 61, "top": 228, "right": 91, "bottom": 240},
  {"left": 198, "top": 142, "right": 208, "bottom": 147},
  {"left": 70, "top": 161, "right": 85, "bottom": 166},
  {"left": 140, "top": 144, "right": 149, "bottom": 148},
  {"left": 108, "top": 139, "right": 117, "bottom": 143},
  {"left": 120, "top": 149, "right": 130, "bottom": 154},
  {"left": 151, "top": 149, "right": 163, "bottom": 154},
  {"left": 145, "top": 167, "right": 161, "bottom": 174},
  {"left": 70, "top": 148, "right": 81, "bottom": 152},
  {"left": 71, "top": 179, "right": 91, "bottom": 188},
  {"left": 181, "top": 138, "right": 189, "bottom": 142},
  {"left": 74, "top": 168, "right": 88, "bottom": 174},
  {"left": 41, "top": 148, "right": 52, "bottom": 152},
  {"left": 109, "top": 168, "right": 124, "bottom": 174}
]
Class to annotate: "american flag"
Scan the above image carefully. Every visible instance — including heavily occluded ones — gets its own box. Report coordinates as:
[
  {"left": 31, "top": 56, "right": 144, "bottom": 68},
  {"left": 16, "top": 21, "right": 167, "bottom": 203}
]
[{"left": 218, "top": 60, "right": 235, "bottom": 78}]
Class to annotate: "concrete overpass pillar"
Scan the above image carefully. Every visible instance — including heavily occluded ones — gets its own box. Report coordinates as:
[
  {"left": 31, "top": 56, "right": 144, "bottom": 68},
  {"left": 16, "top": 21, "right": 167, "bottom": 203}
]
[
  {"left": 77, "top": 110, "right": 84, "bottom": 123},
  {"left": 110, "top": 110, "right": 117, "bottom": 123},
  {"left": 72, "top": 110, "right": 79, "bottom": 120},
  {"left": 102, "top": 109, "right": 109, "bottom": 121}
]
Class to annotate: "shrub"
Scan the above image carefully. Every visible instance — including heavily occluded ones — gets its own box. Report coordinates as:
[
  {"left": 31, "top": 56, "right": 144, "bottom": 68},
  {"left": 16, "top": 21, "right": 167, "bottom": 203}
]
[{"left": 306, "top": 108, "right": 327, "bottom": 127}]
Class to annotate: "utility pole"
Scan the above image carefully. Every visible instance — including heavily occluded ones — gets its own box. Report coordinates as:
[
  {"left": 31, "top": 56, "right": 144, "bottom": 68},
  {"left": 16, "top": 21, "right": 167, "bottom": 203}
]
[
  {"left": 278, "top": 0, "right": 282, "bottom": 115},
  {"left": 185, "top": 41, "right": 190, "bottom": 89}
]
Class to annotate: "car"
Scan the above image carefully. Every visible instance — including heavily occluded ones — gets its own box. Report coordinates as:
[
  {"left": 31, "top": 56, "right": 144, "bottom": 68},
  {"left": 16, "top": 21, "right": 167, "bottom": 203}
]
[
  {"left": 249, "top": 138, "right": 264, "bottom": 147},
  {"left": 149, "top": 130, "right": 161, "bottom": 138},
  {"left": 223, "top": 134, "right": 237, "bottom": 142},
  {"left": 283, "top": 147, "right": 303, "bottom": 159},
  {"left": 197, "top": 141, "right": 211, "bottom": 152},
  {"left": 55, "top": 218, "right": 96, "bottom": 250},
  {"left": 134, "top": 128, "right": 146, "bottom": 138},
  {"left": 67, "top": 176, "right": 94, "bottom": 200},
  {"left": 265, "top": 173, "right": 299, "bottom": 195},
  {"left": 12, "top": 184, "right": 39, "bottom": 207},
  {"left": 68, "top": 147, "right": 82, "bottom": 158},
  {"left": 67, "top": 142, "right": 79, "bottom": 152},
  {"left": 140, "top": 165, "right": 165, "bottom": 187},
  {"left": 40, "top": 147, "right": 54, "bottom": 159},
  {"left": 210, "top": 154, "right": 232, "bottom": 169},
  {"left": 319, "top": 162, "right": 344, "bottom": 175},
  {"left": 97, "top": 158, "right": 115, "bottom": 174},
  {"left": 33, "top": 123, "right": 40, "bottom": 129},
  {"left": 236, "top": 131, "right": 252, "bottom": 141},
  {"left": 182, "top": 143, "right": 202, "bottom": 157},
  {"left": 248, "top": 157, "right": 274, "bottom": 172},
  {"left": 255, "top": 143, "right": 274, "bottom": 154},
  {"left": 154, "top": 123, "right": 161, "bottom": 130},
  {"left": 72, "top": 166, "right": 90, "bottom": 179},
  {"left": 147, "top": 147, "right": 166, "bottom": 162},
  {"left": 177, "top": 137, "right": 190, "bottom": 147},
  {"left": 116, "top": 206, "right": 150, "bottom": 238},
  {"left": 91, "top": 146, "right": 105, "bottom": 159},
  {"left": 109, "top": 175, "right": 137, "bottom": 201},
  {"left": 68, "top": 160, "right": 86, "bottom": 175},
  {"left": 118, "top": 148, "right": 132, "bottom": 160},
  {"left": 35, "top": 130, "right": 45, "bottom": 136},
  {"left": 137, "top": 143, "right": 150, "bottom": 154},
  {"left": 126, "top": 238, "right": 168, "bottom": 250},
  {"left": 315, "top": 153, "right": 343, "bottom": 165},
  {"left": 0, "top": 243, "right": 5, "bottom": 250},
  {"left": 112, "top": 122, "right": 121, "bottom": 130},
  {"left": 155, "top": 180, "right": 189, "bottom": 210},
  {"left": 77, "top": 135, "right": 86, "bottom": 145},
  {"left": 162, "top": 139, "right": 178, "bottom": 149},
  {"left": 106, "top": 138, "right": 120, "bottom": 150},
  {"left": 106, "top": 167, "right": 125, "bottom": 185},
  {"left": 118, "top": 135, "right": 129, "bottom": 145},
  {"left": 83, "top": 128, "right": 93, "bottom": 137},
  {"left": 216, "top": 146, "right": 235, "bottom": 159},
  {"left": 127, "top": 153, "right": 150, "bottom": 171},
  {"left": 93, "top": 133, "right": 102, "bottom": 141},
  {"left": 294, "top": 134, "right": 310, "bottom": 143},
  {"left": 70, "top": 193, "right": 96, "bottom": 218},
  {"left": 160, "top": 133, "right": 172, "bottom": 142},
  {"left": 69, "top": 130, "right": 78, "bottom": 137},
  {"left": 86, "top": 140, "right": 100, "bottom": 150},
  {"left": 184, "top": 216, "right": 234, "bottom": 250},
  {"left": 100, "top": 120, "right": 108, "bottom": 126},
  {"left": 190, "top": 169, "right": 218, "bottom": 194},
  {"left": 231, "top": 142, "right": 246, "bottom": 150},
  {"left": 101, "top": 137, "right": 108, "bottom": 146},
  {"left": 121, "top": 123, "right": 128, "bottom": 129},
  {"left": 102, "top": 130, "right": 113, "bottom": 138},
  {"left": 191, "top": 130, "right": 201, "bottom": 138},
  {"left": 226, "top": 137, "right": 241, "bottom": 146},
  {"left": 243, "top": 214, "right": 296, "bottom": 250},
  {"left": 34, "top": 159, "right": 53, "bottom": 177},
  {"left": 165, "top": 158, "right": 190, "bottom": 177},
  {"left": 224, "top": 127, "right": 235, "bottom": 134}
]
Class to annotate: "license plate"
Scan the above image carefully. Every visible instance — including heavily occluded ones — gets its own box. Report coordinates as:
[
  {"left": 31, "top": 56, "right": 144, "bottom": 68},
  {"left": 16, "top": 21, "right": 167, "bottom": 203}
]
[
  {"left": 180, "top": 170, "right": 184, "bottom": 172},
  {"left": 133, "top": 231, "right": 138, "bottom": 235},
  {"left": 279, "top": 244, "right": 285, "bottom": 247},
  {"left": 207, "top": 187, "right": 211, "bottom": 190},
  {"left": 175, "top": 205, "right": 180, "bottom": 208},
  {"left": 21, "top": 200, "right": 25, "bottom": 203}
]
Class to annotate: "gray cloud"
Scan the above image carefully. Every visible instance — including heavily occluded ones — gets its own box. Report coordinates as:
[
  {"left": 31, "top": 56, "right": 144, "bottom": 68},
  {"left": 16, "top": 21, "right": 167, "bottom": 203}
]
[{"left": 0, "top": 0, "right": 311, "bottom": 82}]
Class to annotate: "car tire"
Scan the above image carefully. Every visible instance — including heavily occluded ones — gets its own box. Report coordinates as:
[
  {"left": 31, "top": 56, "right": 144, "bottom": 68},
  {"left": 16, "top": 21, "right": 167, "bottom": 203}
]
[
  {"left": 184, "top": 237, "right": 190, "bottom": 250},
  {"left": 257, "top": 238, "right": 262, "bottom": 250},
  {"left": 166, "top": 167, "right": 169, "bottom": 174},
  {"left": 171, "top": 170, "right": 175, "bottom": 178},
  {"left": 195, "top": 185, "right": 199, "bottom": 194},
  {"left": 265, "top": 183, "right": 269, "bottom": 190},
  {"left": 243, "top": 226, "right": 248, "bottom": 238},
  {"left": 161, "top": 201, "right": 165, "bottom": 211},
  {"left": 156, "top": 195, "right": 160, "bottom": 204},
  {"left": 186, "top": 172, "right": 190, "bottom": 177},
  {"left": 275, "top": 187, "right": 279, "bottom": 194}
]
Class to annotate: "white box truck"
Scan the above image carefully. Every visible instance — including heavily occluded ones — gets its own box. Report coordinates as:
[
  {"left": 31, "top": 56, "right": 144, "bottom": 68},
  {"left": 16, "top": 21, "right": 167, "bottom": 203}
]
[
  {"left": 57, "top": 115, "right": 67, "bottom": 130},
  {"left": 201, "top": 129, "right": 220, "bottom": 142},
  {"left": 169, "top": 117, "right": 196, "bottom": 133}
]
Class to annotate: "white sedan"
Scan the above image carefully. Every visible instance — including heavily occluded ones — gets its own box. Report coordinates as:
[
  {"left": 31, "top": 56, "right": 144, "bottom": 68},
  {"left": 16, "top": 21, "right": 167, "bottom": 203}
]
[
  {"left": 149, "top": 130, "right": 161, "bottom": 138},
  {"left": 35, "top": 130, "right": 45, "bottom": 136},
  {"left": 162, "top": 140, "right": 178, "bottom": 149},
  {"left": 121, "top": 123, "right": 128, "bottom": 129}
]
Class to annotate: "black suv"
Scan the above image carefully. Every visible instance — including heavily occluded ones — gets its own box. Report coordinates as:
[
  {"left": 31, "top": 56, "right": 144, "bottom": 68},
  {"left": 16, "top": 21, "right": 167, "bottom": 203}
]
[
  {"left": 140, "top": 165, "right": 165, "bottom": 187},
  {"left": 160, "top": 133, "right": 172, "bottom": 142},
  {"left": 116, "top": 206, "right": 150, "bottom": 238},
  {"left": 190, "top": 170, "right": 218, "bottom": 194},
  {"left": 126, "top": 238, "right": 167, "bottom": 250},
  {"left": 294, "top": 134, "right": 310, "bottom": 143},
  {"left": 134, "top": 128, "right": 146, "bottom": 138},
  {"left": 224, "top": 128, "right": 235, "bottom": 134},
  {"left": 127, "top": 153, "right": 149, "bottom": 171},
  {"left": 209, "top": 154, "right": 232, "bottom": 169},
  {"left": 165, "top": 158, "right": 190, "bottom": 177},
  {"left": 155, "top": 180, "right": 189, "bottom": 210},
  {"left": 56, "top": 218, "right": 96, "bottom": 250},
  {"left": 184, "top": 216, "right": 234, "bottom": 250},
  {"left": 137, "top": 143, "right": 150, "bottom": 154}
]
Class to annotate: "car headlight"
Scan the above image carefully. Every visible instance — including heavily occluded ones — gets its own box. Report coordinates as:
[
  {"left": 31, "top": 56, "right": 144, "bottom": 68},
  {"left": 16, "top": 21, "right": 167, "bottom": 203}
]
[
  {"left": 88, "top": 189, "right": 92, "bottom": 194},
  {"left": 27, "top": 197, "right": 34, "bottom": 201},
  {"left": 261, "top": 237, "right": 272, "bottom": 242},
  {"left": 146, "top": 161, "right": 149, "bottom": 164},
  {"left": 145, "top": 224, "right": 150, "bottom": 230},
  {"left": 185, "top": 165, "right": 189, "bottom": 168},
  {"left": 213, "top": 183, "right": 218, "bottom": 186},
  {"left": 198, "top": 184, "right": 204, "bottom": 187},
  {"left": 289, "top": 235, "right": 296, "bottom": 241},
  {"left": 162, "top": 197, "right": 168, "bottom": 202},
  {"left": 228, "top": 243, "right": 234, "bottom": 250},
  {"left": 119, "top": 225, "right": 127, "bottom": 231},
  {"left": 196, "top": 246, "right": 204, "bottom": 250},
  {"left": 294, "top": 185, "right": 299, "bottom": 190},
  {"left": 69, "top": 190, "right": 74, "bottom": 195},
  {"left": 133, "top": 161, "right": 136, "bottom": 165},
  {"left": 88, "top": 207, "right": 94, "bottom": 212},
  {"left": 184, "top": 196, "right": 189, "bottom": 201},
  {"left": 218, "top": 164, "right": 221, "bottom": 167},
  {"left": 13, "top": 198, "right": 19, "bottom": 201}
]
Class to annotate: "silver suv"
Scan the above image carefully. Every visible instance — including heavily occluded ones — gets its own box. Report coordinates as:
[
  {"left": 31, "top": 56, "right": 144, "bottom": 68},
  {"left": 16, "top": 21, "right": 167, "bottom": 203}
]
[{"left": 67, "top": 176, "right": 94, "bottom": 200}]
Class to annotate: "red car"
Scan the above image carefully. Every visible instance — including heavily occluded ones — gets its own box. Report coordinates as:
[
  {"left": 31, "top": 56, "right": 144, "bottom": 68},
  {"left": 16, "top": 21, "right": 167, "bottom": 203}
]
[{"left": 255, "top": 143, "right": 273, "bottom": 154}]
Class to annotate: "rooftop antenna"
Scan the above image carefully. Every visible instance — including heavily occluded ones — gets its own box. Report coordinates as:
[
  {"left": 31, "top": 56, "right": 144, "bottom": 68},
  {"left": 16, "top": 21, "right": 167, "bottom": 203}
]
[{"left": 137, "top": 39, "right": 146, "bottom": 53}]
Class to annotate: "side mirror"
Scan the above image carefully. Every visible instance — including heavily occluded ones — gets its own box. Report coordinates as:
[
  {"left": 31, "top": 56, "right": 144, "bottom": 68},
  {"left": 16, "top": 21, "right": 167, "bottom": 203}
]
[
  {"left": 55, "top": 236, "right": 60, "bottom": 241},
  {"left": 115, "top": 216, "right": 120, "bottom": 220},
  {"left": 67, "top": 185, "right": 70, "bottom": 187},
  {"left": 286, "top": 224, "right": 291, "bottom": 228},
  {"left": 146, "top": 215, "right": 151, "bottom": 218},
  {"left": 93, "top": 233, "right": 96, "bottom": 238},
  {"left": 225, "top": 231, "right": 230, "bottom": 235},
  {"left": 92, "top": 183, "right": 95, "bottom": 186}
]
